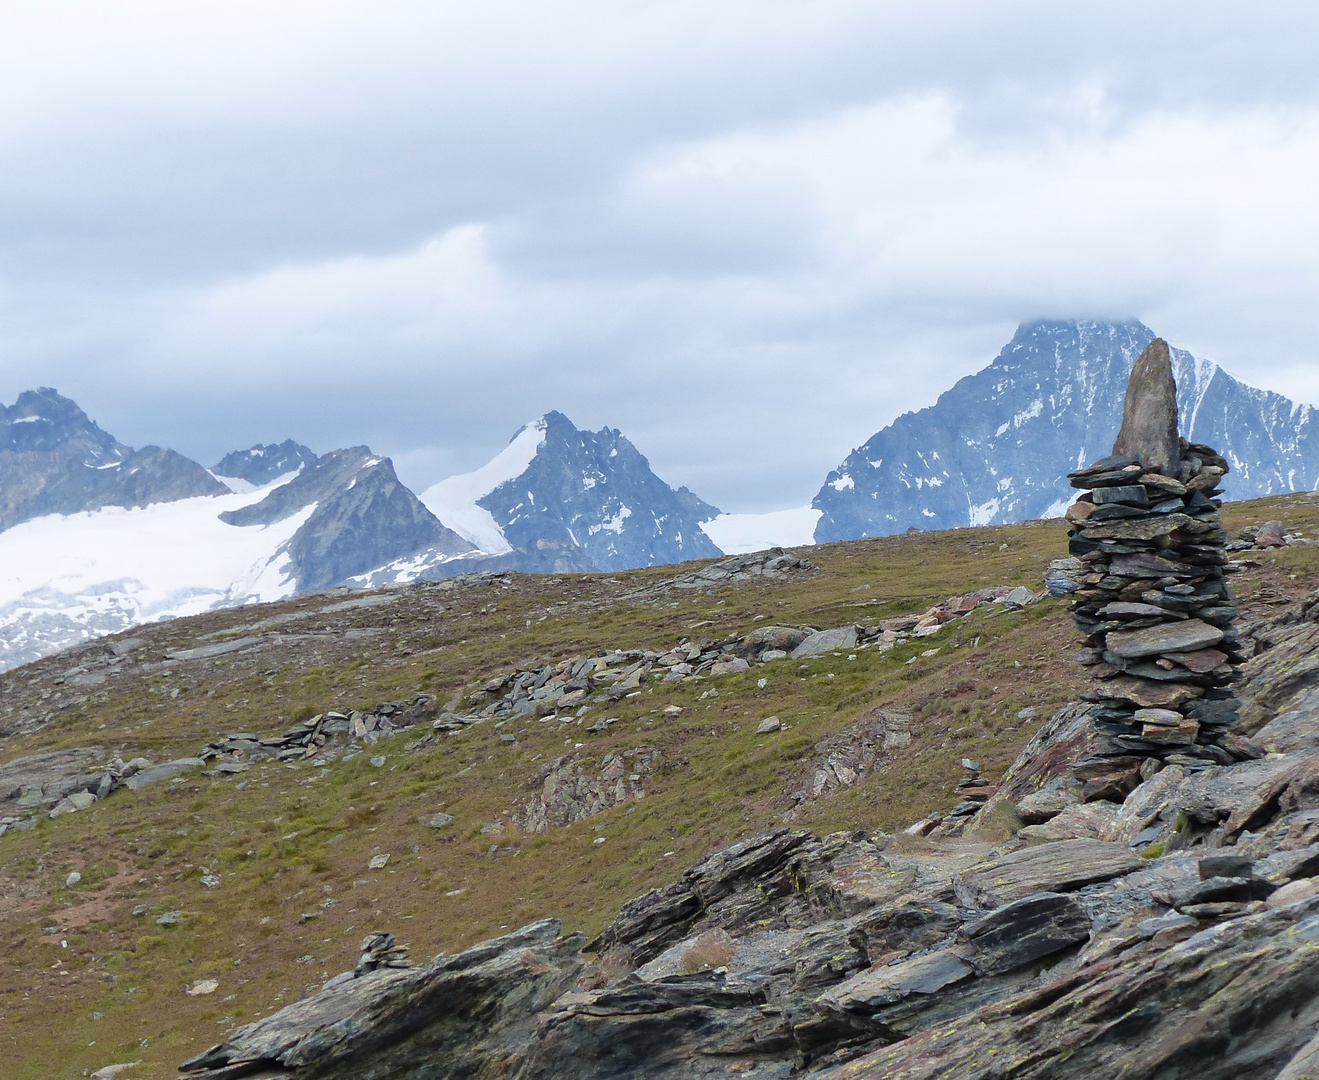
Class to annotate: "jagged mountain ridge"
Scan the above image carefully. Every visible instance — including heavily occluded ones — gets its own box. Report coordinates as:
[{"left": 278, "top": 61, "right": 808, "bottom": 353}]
[
  {"left": 406, "top": 411, "right": 722, "bottom": 579},
  {"left": 0, "top": 387, "right": 227, "bottom": 532},
  {"left": 222, "top": 447, "right": 474, "bottom": 592},
  {"left": 813, "top": 319, "right": 1319, "bottom": 542},
  {"left": 0, "top": 395, "right": 727, "bottom": 666},
  {"left": 481, "top": 412, "right": 720, "bottom": 570},
  {"left": 0, "top": 393, "right": 475, "bottom": 667},
  {"left": 212, "top": 440, "right": 319, "bottom": 489}
]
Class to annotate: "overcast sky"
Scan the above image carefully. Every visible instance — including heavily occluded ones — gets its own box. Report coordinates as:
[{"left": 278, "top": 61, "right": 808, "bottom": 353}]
[{"left": 2, "top": 2, "right": 1318, "bottom": 511}]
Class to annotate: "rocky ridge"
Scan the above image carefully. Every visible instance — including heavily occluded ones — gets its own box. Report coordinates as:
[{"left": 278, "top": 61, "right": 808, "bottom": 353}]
[
  {"left": 411, "top": 411, "right": 724, "bottom": 579},
  {"left": 220, "top": 446, "right": 475, "bottom": 592},
  {"left": 0, "top": 387, "right": 227, "bottom": 532},
  {"left": 460, "top": 582, "right": 1038, "bottom": 729},
  {"left": 212, "top": 440, "right": 319, "bottom": 488}
]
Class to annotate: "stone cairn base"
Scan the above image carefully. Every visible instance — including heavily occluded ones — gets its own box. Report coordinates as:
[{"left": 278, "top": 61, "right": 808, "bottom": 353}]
[{"left": 1058, "top": 339, "right": 1251, "bottom": 802}]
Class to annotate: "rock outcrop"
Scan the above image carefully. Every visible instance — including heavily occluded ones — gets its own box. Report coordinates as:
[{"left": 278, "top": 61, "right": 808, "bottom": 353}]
[
  {"left": 180, "top": 920, "right": 583, "bottom": 1080},
  {"left": 180, "top": 683, "right": 1319, "bottom": 1078}
]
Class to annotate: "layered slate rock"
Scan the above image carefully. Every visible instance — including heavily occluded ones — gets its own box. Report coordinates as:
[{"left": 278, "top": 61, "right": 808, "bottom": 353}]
[
  {"left": 1062, "top": 338, "right": 1249, "bottom": 786},
  {"left": 813, "top": 893, "right": 1319, "bottom": 1080},
  {"left": 954, "top": 839, "right": 1141, "bottom": 908},
  {"left": 180, "top": 920, "right": 583, "bottom": 1079}
]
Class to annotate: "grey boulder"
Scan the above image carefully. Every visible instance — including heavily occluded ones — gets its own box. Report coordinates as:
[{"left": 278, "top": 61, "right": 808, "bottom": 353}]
[{"left": 792, "top": 627, "right": 859, "bottom": 658}]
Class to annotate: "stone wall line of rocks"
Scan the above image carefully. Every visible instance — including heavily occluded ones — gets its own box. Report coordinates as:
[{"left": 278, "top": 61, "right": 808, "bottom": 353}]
[
  {"left": 465, "top": 584, "right": 1041, "bottom": 726},
  {"left": 0, "top": 694, "right": 441, "bottom": 833},
  {"left": 3, "top": 577, "right": 1041, "bottom": 836}
]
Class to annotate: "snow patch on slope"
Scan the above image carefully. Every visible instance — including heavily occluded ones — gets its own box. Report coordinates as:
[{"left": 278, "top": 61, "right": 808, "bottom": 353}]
[
  {"left": 0, "top": 480, "right": 313, "bottom": 670},
  {"left": 420, "top": 419, "right": 548, "bottom": 554},
  {"left": 210, "top": 468, "right": 302, "bottom": 496},
  {"left": 701, "top": 506, "right": 822, "bottom": 555}
]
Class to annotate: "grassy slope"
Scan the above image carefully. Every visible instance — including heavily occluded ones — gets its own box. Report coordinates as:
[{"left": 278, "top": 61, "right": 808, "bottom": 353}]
[{"left": 2, "top": 496, "right": 1319, "bottom": 1078}]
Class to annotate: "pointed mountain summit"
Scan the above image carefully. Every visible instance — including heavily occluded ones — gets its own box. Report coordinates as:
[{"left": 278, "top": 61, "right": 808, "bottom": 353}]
[
  {"left": 221, "top": 447, "right": 473, "bottom": 591},
  {"left": 419, "top": 411, "right": 721, "bottom": 573},
  {"left": 0, "top": 387, "right": 227, "bottom": 531},
  {"left": 212, "top": 440, "right": 318, "bottom": 489},
  {"left": 812, "top": 319, "right": 1319, "bottom": 541}
]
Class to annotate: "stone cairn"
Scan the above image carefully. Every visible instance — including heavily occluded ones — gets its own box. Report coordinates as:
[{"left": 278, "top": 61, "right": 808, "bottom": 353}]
[
  {"left": 1061, "top": 338, "right": 1249, "bottom": 799},
  {"left": 356, "top": 932, "right": 411, "bottom": 973}
]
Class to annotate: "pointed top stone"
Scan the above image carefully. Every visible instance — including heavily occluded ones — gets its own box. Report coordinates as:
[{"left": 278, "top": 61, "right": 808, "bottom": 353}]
[{"left": 1112, "top": 337, "right": 1180, "bottom": 474}]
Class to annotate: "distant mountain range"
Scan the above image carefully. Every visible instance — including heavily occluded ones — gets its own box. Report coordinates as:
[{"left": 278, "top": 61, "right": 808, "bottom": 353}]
[
  {"left": 0, "top": 396, "right": 724, "bottom": 667},
  {"left": 1, "top": 318, "right": 1316, "bottom": 667}
]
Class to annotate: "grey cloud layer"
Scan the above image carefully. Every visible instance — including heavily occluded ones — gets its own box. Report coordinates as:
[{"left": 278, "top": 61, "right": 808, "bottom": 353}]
[{"left": 1, "top": 1, "right": 1317, "bottom": 510}]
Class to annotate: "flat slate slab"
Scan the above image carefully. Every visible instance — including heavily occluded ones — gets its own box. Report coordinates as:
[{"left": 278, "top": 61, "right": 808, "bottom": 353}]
[
  {"left": 816, "top": 948, "right": 972, "bottom": 1012},
  {"left": 954, "top": 838, "right": 1141, "bottom": 908},
  {"left": 959, "top": 892, "right": 1091, "bottom": 975},
  {"left": 124, "top": 758, "right": 207, "bottom": 790},
  {"left": 1106, "top": 619, "right": 1225, "bottom": 659}
]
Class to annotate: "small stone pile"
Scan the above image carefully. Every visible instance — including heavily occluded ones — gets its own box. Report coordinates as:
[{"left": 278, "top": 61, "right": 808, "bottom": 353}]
[
  {"left": 950, "top": 758, "right": 996, "bottom": 817},
  {"left": 1060, "top": 339, "right": 1249, "bottom": 795},
  {"left": 356, "top": 932, "right": 411, "bottom": 973}
]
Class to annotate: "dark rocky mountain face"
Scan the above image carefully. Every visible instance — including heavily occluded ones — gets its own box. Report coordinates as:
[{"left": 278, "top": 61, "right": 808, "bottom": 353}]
[
  {"left": 212, "top": 440, "right": 318, "bottom": 487},
  {"left": 0, "top": 387, "right": 227, "bottom": 530},
  {"left": 479, "top": 411, "right": 721, "bottom": 571},
  {"left": 221, "top": 447, "right": 474, "bottom": 591},
  {"left": 813, "top": 319, "right": 1319, "bottom": 542}
]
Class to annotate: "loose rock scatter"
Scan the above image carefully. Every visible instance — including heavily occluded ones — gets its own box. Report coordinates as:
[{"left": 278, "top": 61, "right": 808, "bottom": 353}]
[{"left": 467, "top": 588, "right": 1037, "bottom": 724}]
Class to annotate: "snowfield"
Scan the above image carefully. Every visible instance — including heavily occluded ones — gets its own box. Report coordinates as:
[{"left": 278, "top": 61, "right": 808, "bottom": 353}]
[
  {"left": 0, "top": 481, "right": 314, "bottom": 670},
  {"left": 419, "top": 418, "right": 547, "bottom": 554},
  {"left": 700, "top": 506, "right": 821, "bottom": 555}
]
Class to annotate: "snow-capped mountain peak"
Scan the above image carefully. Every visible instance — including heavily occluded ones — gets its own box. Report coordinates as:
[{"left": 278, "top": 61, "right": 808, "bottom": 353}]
[
  {"left": 212, "top": 440, "right": 318, "bottom": 492},
  {"left": 0, "top": 387, "right": 227, "bottom": 532},
  {"left": 417, "top": 411, "right": 720, "bottom": 573},
  {"left": 812, "top": 318, "right": 1319, "bottom": 541},
  {"left": 420, "top": 418, "right": 548, "bottom": 555}
]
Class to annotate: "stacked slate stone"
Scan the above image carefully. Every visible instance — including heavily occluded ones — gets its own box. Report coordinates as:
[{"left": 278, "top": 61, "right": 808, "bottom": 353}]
[
  {"left": 356, "top": 932, "right": 411, "bottom": 973},
  {"left": 1064, "top": 338, "right": 1247, "bottom": 786}
]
